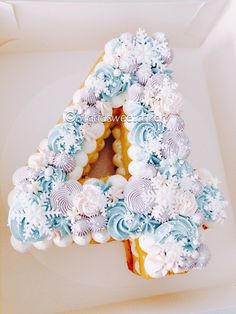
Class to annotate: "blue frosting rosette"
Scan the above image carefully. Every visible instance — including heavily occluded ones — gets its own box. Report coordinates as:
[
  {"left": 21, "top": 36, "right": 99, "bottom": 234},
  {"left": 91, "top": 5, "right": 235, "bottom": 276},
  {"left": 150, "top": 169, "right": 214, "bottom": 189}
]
[
  {"left": 8, "top": 192, "right": 52, "bottom": 242},
  {"left": 90, "top": 63, "right": 131, "bottom": 100},
  {"left": 196, "top": 185, "right": 226, "bottom": 221},
  {"left": 137, "top": 213, "right": 161, "bottom": 234},
  {"left": 48, "top": 123, "right": 84, "bottom": 156},
  {"left": 36, "top": 166, "right": 67, "bottom": 193},
  {"left": 154, "top": 216, "right": 200, "bottom": 251},
  {"left": 48, "top": 216, "right": 71, "bottom": 239},
  {"left": 129, "top": 120, "right": 165, "bottom": 148},
  {"left": 158, "top": 159, "right": 194, "bottom": 179},
  {"left": 107, "top": 201, "right": 140, "bottom": 240}
]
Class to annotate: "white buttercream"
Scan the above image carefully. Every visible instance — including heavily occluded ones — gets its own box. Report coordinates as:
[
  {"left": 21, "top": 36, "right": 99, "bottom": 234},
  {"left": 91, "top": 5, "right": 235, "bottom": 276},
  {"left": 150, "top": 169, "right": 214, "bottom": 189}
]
[
  {"left": 38, "top": 138, "right": 50, "bottom": 153},
  {"left": 95, "top": 100, "right": 112, "bottom": 118},
  {"left": 91, "top": 122, "right": 105, "bottom": 138},
  {"left": 127, "top": 145, "right": 148, "bottom": 161},
  {"left": 33, "top": 240, "right": 52, "bottom": 250},
  {"left": 192, "top": 212, "right": 204, "bottom": 226},
  {"left": 75, "top": 151, "right": 88, "bottom": 167},
  {"left": 72, "top": 233, "right": 91, "bottom": 246},
  {"left": 10, "top": 236, "right": 31, "bottom": 253},
  {"left": 72, "top": 89, "right": 82, "bottom": 105},
  {"left": 53, "top": 235, "right": 73, "bottom": 247},
  {"left": 12, "top": 168, "right": 24, "bottom": 186},
  {"left": 28, "top": 152, "right": 47, "bottom": 171},
  {"left": 112, "top": 94, "right": 126, "bottom": 108},
  {"left": 175, "top": 190, "right": 198, "bottom": 218},
  {"left": 82, "top": 122, "right": 105, "bottom": 141},
  {"left": 107, "top": 175, "right": 127, "bottom": 201},
  {"left": 104, "top": 37, "right": 120, "bottom": 55},
  {"left": 73, "top": 185, "right": 106, "bottom": 217},
  {"left": 82, "top": 140, "right": 97, "bottom": 154},
  {"left": 143, "top": 236, "right": 191, "bottom": 278},
  {"left": 128, "top": 161, "right": 156, "bottom": 177},
  {"left": 92, "top": 230, "right": 110, "bottom": 243},
  {"left": 107, "top": 175, "right": 127, "bottom": 189},
  {"left": 67, "top": 165, "right": 83, "bottom": 180},
  {"left": 139, "top": 234, "right": 156, "bottom": 253},
  {"left": 144, "top": 252, "right": 164, "bottom": 278},
  {"left": 8, "top": 188, "right": 18, "bottom": 207}
]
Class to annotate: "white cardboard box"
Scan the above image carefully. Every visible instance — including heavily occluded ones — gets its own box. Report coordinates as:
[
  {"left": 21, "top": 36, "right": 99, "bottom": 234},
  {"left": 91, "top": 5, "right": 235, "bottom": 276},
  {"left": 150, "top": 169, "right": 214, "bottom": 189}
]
[{"left": 0, "top": 1, "right": 236, "bottom": 313}]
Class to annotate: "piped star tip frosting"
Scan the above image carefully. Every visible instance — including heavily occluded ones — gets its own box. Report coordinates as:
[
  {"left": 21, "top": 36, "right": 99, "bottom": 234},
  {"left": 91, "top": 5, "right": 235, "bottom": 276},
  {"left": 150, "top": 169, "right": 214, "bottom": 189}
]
[{"left": 8, "top": 29, "right": 227, "bottom": 279}]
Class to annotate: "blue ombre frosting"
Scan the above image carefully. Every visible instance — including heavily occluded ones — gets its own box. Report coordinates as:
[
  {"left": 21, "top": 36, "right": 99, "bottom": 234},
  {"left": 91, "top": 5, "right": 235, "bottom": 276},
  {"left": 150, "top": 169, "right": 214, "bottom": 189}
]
[
  {"left": 154, "top": 216, "right": 200, "bottom": 250},
  {"left": 8, "top": 192, "right": 50, "bottom": 242},
  {"left": 129, "top": 120, "right": 165, "bottom": 148},
  {"left": 49, "top": 216, "right": 71, "bottom": 238},
  {"left": 137, "top": 213, "right": 161, "bottom": 234},
  {"left": 9, "top": 188, "right": 71, "bottom": 242},
  {"left": 158, "top": 159, "right": 194, "bottom": 179},
  {"left": 107, "top": 201, "right": 139, "bottom": 240},
  {"left": 37, "top": 166, "right": 66, "bottom": 193},
  {"left": 9, "top": 216, "right": 48, "bottom": 242},
  {"left": 196, "top": 185, "right": 225, "bottom": 221},
  {"left": 48, "top": 123, "right": 84, "bottom": 156},
  {"left": 92, "top": 64, "right": 126, "bottom": 100}
]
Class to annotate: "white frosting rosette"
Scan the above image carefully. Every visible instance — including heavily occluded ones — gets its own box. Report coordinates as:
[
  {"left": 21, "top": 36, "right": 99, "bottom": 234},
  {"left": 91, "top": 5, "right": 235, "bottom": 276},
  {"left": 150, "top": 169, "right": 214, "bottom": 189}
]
[
  {"left": 72, "top": 184, "right": 106, "bottom": 217},
  {"left": 143, "top": 236, "right": 188, "bottom": 278}
]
